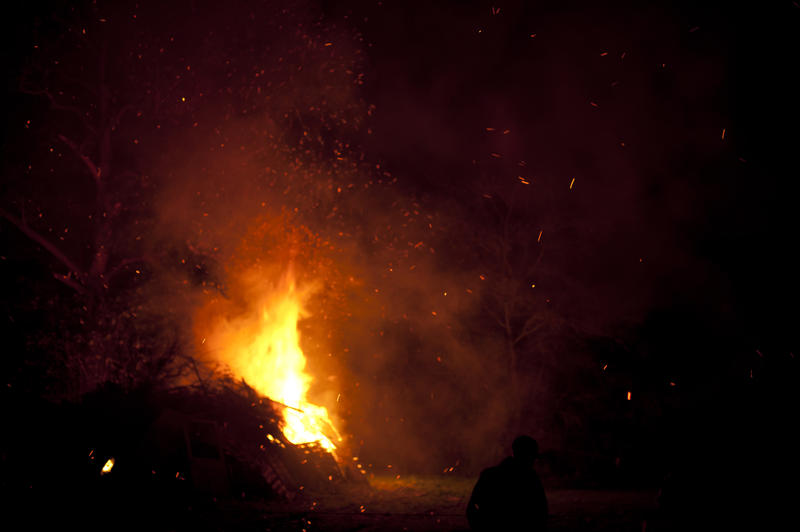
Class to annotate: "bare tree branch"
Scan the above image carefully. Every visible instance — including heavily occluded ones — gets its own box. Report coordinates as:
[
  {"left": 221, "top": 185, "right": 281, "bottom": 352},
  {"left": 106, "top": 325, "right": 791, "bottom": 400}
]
[
  {"left": 483, "top": 303, "right": 507, "bottom": 330},
  {"left": 0, "top": 207, "right": 85, "bottom": 288},
  {"left": 57, "top": 134, "right": 101, "bottom": 181},
  {"left": 19, "top": 71, "right": 97, "bottom": 135},
  {"left": 514, "top": 316, "right": 547, "bottom": 345},
  {"left": 52, "top": 272, "right": 87, "bottom": 294},
  {"left": 21, "top": 86, "right": 88, "bottom": 123}
]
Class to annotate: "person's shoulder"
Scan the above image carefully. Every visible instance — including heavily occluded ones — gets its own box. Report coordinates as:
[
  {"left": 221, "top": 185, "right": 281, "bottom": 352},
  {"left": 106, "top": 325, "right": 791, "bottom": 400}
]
[
  {"left": 479, "top": 459, "right": 508, "bottom": 479},
  {"left": 479, "top": 457, "right": 516, "bottom": 479},
  {"left": 479, "top": 464, "right": 499, "bottom": 478}
]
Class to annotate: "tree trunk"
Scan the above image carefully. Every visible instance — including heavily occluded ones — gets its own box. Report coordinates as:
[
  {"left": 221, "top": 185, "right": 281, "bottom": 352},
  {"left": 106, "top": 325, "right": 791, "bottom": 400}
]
[{"left": 89, "top": 42, "right": 114, "bottom": 288}]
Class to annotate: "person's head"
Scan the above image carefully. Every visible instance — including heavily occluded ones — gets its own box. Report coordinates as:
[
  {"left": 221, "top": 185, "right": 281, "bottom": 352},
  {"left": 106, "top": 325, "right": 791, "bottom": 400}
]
[{"left": 512, "top": 435, "right": 539, "bottom": 467}]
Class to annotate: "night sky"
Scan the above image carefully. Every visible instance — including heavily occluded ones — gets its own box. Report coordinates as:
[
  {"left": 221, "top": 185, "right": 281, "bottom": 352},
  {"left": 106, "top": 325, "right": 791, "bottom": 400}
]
[
  {"left": 355, "top": 0, "right": 799, "bottom": 352},
  {"left": 2, "top": 0, "right": 798, "bottom": 491}
]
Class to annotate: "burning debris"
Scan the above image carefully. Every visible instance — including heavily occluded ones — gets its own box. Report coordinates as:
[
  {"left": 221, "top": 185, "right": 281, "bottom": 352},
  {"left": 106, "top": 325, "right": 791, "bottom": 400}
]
[{"left": 100, "top": 457, "right": 115, "bottom": 475}]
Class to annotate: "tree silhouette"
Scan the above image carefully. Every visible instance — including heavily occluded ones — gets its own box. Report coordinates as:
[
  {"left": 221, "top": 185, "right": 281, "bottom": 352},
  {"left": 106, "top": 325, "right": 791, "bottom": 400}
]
[{"left": 1, "top": 0, "right": 370, "bottom": 396}]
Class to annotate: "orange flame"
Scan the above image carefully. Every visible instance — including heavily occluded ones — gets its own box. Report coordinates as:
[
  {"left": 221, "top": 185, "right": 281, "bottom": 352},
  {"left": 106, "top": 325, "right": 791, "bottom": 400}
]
[{"left": 201, "top": 270, "right": 340, "bottom": 453}]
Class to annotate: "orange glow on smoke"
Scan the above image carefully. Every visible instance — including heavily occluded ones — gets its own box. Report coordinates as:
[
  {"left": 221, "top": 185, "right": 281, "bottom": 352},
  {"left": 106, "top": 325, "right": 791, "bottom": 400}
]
[{"left": 200, "top": 269, "right": 341, "bottom": 453}]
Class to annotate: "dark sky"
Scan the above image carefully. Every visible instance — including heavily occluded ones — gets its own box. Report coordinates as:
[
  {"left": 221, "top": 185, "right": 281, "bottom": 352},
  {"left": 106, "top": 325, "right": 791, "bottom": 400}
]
[
  {"left": 3, "top": 0, "right": 796, "bottom": 355},
  {"left": 331, "top": 0, "right": 800, "bottom": 355}
]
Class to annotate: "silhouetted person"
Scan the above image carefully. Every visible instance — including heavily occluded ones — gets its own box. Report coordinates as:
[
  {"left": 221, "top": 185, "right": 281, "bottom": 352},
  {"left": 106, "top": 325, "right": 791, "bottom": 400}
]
[{"left": 467, "top": 435, "right": 548, "bottom": 531}]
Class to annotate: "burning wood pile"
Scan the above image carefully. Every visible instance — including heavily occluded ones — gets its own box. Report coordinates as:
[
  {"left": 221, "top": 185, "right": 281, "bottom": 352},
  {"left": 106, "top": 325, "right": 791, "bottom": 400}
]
[
  {"left": 188, "top": 265, "right": 351, "bottom": 496},
  {"left": 195, "top": 269, "right": 342, "bottom": 457},
  {"left": 6, "top": 261, "right": 356, "bottom": 517},
  {"left": 148, "top": 378, "right": 351, "bottom": 500},
  {"left": 3, "top": 378, "right": 357, "bottom": 532}
]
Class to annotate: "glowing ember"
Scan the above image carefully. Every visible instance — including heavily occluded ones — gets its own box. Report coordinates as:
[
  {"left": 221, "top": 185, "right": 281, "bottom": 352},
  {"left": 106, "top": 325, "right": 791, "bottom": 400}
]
[
  {"left": 202, "top": 271, "right": 340, "bottom": 453},
  {"left": 101, "top": 458, "right": 115, "bottom": 475}
]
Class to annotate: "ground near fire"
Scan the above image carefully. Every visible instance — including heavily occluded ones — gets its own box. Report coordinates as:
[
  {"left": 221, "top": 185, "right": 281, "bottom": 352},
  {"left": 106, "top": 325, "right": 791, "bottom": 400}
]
[{"left": 1, "top": 1, "right": 797, "bottom": 531}]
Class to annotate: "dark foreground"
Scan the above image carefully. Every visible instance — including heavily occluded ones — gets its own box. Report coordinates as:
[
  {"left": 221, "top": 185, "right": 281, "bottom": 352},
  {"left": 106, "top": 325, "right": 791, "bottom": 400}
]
[
  {"left": 13, "top": 472, "right": 786, "bottom": 531},
  {"left": 193, "top": 476, "right": 658, "bottom": 532}
]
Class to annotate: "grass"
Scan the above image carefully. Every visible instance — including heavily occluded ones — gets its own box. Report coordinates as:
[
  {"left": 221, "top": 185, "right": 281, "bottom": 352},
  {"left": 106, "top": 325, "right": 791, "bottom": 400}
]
[{"left": 210, "top": 474, "right": 659, "bottom": 531}]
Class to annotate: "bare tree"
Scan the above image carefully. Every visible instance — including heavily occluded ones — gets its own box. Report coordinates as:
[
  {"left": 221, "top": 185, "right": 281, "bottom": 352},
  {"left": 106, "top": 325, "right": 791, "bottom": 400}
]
[
  {"left": 455, "top": 178, "right": 576, "bottom": 432},
  {"left": 1, "top": 2, "right": 200, "bottom": 395},
  {"left": 4, "top": 4, "right": 151, "bottom": 296}
]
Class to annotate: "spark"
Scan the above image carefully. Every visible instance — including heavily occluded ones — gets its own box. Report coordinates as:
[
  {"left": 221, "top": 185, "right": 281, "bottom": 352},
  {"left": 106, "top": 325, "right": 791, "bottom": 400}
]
[
  {"left": 537, "top": 230, "right": 543, "bottom": 243},
  {"left": 101, "top": 458, "right": 115, "bottom": 475},
  {"left": 721, "top": 128, "right": 726, "bottom": 140},
  {"left": 569, "top": 177, "right": 575, "bottom": 189},
  {"left": 627, "top": 391, "right": 632, "bottom": 401}
]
